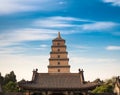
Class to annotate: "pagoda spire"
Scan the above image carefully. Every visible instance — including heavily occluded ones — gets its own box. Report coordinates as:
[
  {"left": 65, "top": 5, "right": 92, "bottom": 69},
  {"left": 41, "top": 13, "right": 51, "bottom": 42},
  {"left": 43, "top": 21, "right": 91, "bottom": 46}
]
[{"left": 58, "top": 32, "right": 61, "bottom": 38}]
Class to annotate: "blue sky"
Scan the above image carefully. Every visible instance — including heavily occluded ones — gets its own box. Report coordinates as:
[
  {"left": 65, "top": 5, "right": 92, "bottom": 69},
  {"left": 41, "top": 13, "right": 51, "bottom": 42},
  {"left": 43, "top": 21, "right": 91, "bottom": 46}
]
[{"left": 0, "top": 0, "right": 120, "bottom": 81}]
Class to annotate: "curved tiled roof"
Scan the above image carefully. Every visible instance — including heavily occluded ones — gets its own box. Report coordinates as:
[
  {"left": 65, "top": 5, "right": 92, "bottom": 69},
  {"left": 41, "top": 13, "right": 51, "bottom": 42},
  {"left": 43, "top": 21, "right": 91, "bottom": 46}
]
[{"left": 19, "top": 73, "right": 98, "bottom": 90}]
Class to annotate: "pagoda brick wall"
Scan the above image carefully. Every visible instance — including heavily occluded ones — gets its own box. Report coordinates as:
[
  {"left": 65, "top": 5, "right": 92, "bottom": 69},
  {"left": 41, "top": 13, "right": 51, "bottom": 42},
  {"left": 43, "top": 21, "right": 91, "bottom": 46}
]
[
  {"left": 51, "top": 47, "right": 66, "bottom": 52},
  {"left": 49, "top": 60, "right": 69, "bottom": 66},
  {"left": 48, "top": 68, "right": 70, "bottom": 73}
]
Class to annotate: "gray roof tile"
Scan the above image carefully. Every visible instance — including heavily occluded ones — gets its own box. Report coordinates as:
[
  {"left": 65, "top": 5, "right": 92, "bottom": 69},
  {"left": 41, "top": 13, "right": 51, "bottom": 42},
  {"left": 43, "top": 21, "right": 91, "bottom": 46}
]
[{"left": 19, "top": 73, "right": 98, "bottom": 90}]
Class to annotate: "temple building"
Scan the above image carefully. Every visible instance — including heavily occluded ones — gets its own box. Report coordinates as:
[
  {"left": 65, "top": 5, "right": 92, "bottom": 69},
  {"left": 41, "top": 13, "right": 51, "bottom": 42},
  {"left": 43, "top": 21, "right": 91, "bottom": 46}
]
[{"left": 19, "top": 32, "right": 99, "bottom": 95}]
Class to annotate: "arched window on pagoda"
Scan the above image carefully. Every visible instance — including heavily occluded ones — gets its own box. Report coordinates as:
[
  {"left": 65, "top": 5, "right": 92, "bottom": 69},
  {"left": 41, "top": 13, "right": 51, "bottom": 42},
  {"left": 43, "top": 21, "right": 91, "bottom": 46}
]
[
  {"left": 58, "top": 55, "right": 60, "bottom": 58},
  {"left": 58, "top": 62, "right": 60, "bottom": 65},
  {"left": 57, "top": 43, "right": 60, "bottom": 46},
  {"left": 58, "top": 69, "right": 60, "bottom": 72},
  {"left": 58, "top": 49, "right": 60, "bottom": 52}
]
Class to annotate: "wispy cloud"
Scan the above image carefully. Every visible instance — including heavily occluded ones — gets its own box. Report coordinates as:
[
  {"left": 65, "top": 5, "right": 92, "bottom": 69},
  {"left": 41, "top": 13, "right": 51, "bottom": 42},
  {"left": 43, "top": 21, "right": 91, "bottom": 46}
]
[
  {"left": 106, "top": 46, "right": 120, "bottom": 50},
  {"left": 34, "top": 16, "right": 118, "bottom": 31},
  {"left": 0, "top": 16, "right": 119, "bottom": 48},
  {"left": 81, "top": 22, "right": 117, "bottom": 31},
  {"left": 103, "top": 0, "right": 120, "bottom": 7},
  {"left": 40, "top": 44, "right": 48, "bottom": 48},
  {"left": 0, "top": 0, "right": 34, "bottom": 15},
  {"left": 47, "top": 16, "right": 91, "bottom": 22},
  {"left": 34, "top": 16, "right": 90, "bottom": 28},
  {"left": 0, "top": 0, "right": 66, "bottom": 15},
  {"left": 0, "top": 28, "right": 57, "bottom": 47},
  {"left": 0, "top": 47, "right": 26, "bottom": 54}
]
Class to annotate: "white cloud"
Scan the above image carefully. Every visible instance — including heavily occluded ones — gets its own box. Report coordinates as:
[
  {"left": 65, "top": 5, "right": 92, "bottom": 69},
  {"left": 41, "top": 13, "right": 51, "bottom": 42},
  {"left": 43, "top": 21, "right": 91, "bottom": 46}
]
[
  {"left": 48, "top": 16, "right": 89, "bottom": 22},
  {"left": 0, "top": 0, "right": 66, "bottom": 15},
  {"left": 0, "top": 47, "right": 26, "bottom": 54},
  {"left": 40, "top": 44, "right": 48, "bottom": 48},
  {"left": 0, "top": 28, "right": 57, "bottom": 47},
  {"left": 34, "top": 16, "right": 83, "bottom": 28},
  {"left": 0, "top": 45, "right": 47, "bottom": 55},
  {"left": 103, "top": 0, "right": 120, "bottom": 6},
  {"left": 106, "top": 46, "right": 120, "bottom": 50},
  {"left": 0, "top": 0, "right": 36, "bottom": 15},
  {"left": 34, "top": 16, "right": 118, "bottom": 32},
  {"left": 35, "top": 21, "right": 73, "bottom": 28},
  {"left": 82, "top": 22, "right": 117, "bottom": 31},
  {"left": 0, "top": 16, "right": 119, "bottom": 49}
]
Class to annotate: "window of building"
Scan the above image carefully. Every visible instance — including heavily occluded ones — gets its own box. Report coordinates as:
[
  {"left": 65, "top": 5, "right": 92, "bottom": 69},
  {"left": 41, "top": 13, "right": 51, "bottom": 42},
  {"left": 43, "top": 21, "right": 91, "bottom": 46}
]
[
  {"left": 58, "top": 62, "right": 60, "bottom": 65},
  {"left": 58, "top": 49, "right": 60, "bottom": 52},
  {"left": 58, "top": 69, "right": 60, "bottom": 72},
  {"left": 57, "top": 43, "right": 60, "bottom": 46},
  {"left": 58, "top": 55, "right": 60, "bottom": 58}
]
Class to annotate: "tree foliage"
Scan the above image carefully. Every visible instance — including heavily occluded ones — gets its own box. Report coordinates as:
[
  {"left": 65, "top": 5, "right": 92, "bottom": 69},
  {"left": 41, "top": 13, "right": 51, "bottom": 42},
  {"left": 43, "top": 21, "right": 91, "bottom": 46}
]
[
  {"left": 0, "top": 73, "right": 4, "bottom": 86},
  {"left": 0, "top": 71, "right": 18, "bottom": 92},
  {"left": 3, "top": 81, "right": 19, "bottom": 92},
  {"left": 4, "top": 71, "right": 17, "bottom": 85},
  {"left": 92, "top": 77, "right": 115, "bottom": 93},
  {"left": 92, "top": 84, "right": 113, "bottom": 93}
]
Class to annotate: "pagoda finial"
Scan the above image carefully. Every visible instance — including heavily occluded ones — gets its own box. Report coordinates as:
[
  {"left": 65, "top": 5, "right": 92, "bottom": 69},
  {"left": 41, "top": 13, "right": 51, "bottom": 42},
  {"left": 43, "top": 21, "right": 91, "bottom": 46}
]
[{"left": 58, "top": 32, "right": 61, "bottom": 38}]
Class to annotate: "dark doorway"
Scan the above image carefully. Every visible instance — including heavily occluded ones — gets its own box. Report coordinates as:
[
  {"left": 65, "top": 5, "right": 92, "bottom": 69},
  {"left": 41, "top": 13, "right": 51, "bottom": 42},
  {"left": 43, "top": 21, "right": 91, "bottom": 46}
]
[
  {"left": 74, "top": 93, "right": 83, "bottom": 95},
  {"left": 79, "top": 93, "right": 83, "bottom": 95},
  {"left": 51, "top": 93, "right": 64, "bottom": 95},
  {"left": 32, "top": 93, "right": 42, "bottom": 95}
]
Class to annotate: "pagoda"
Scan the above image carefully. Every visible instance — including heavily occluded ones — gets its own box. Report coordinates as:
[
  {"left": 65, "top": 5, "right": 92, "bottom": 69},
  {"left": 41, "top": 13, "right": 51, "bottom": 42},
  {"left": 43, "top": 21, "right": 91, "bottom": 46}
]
[
  {"left": 19, "top": 32, "right": 99, "bottom": 95},
  {"left": 48, "top": 32, "right": 70, "bottom": 73}
]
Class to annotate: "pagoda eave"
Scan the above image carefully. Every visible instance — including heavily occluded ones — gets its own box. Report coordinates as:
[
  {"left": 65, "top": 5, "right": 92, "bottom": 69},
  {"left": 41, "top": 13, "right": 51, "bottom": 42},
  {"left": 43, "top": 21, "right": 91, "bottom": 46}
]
[
  {"left": 51, "top": 45, "right": 66, "bottom": 48},
  {"left": 48, "top": 65, "right": 70, "bottom": 68},
  {"left": 49, "top": 58, "right": 69, "bottom": 61},
  {"left": 50, "top": 52, "right": 68, "bottom": 54}
]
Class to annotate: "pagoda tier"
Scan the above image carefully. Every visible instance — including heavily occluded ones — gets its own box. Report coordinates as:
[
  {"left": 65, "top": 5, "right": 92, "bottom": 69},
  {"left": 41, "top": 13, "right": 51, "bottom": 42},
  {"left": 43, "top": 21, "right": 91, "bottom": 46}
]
[{"left": 48, "top": 32, "right": 70, "bottom": 73}]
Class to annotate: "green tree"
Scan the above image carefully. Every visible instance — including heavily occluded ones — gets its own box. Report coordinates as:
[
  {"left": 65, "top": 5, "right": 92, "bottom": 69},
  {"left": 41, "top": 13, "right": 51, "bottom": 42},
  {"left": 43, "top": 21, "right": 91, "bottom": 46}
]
[
  {"left": 92, "top": 84, "right": 113, "bottom": 93},
  {"left": 4, "top": 71, "right": 17, "bottom": 85},
  {"left": 0, "top": 73, "right": 4, "bottom": 86},
  {"left": 92, "top": 77, "right": 115, "bottom": 94},
  {"left": 3, "top": 81, "right": 19, "bottom": 92}
]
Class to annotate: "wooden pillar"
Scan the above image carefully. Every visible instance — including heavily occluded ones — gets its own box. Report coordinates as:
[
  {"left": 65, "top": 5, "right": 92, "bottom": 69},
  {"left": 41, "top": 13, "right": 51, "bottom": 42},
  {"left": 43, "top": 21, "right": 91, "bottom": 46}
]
[
  {"left": 70, "top": 92, "right": 74, "bottom": 95},
  {"left": 67, "top": 91, "right": 73, "bottom": 95},
  {"left": 82, "top": 91, "right": 87, "bottom": 95},
  {"left": 25, "top": 90, "right": 30, "bottom": 95},
  {"left": 47, "top": 91, "right": 52, "bottom": 95},
  {"left": 42, "top": 91, "right": 47, "bottom": 95}
]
